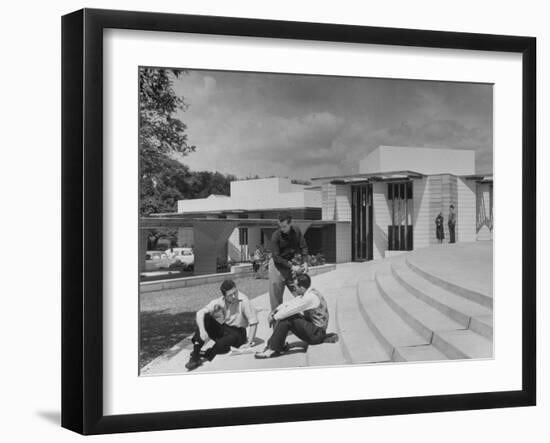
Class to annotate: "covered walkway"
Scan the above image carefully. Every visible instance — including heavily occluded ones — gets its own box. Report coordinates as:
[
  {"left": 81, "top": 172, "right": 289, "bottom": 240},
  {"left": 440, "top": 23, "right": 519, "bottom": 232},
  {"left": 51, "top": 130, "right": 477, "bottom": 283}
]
[{"left": 140, "top": 216, "right": 348, "bottom": 275}]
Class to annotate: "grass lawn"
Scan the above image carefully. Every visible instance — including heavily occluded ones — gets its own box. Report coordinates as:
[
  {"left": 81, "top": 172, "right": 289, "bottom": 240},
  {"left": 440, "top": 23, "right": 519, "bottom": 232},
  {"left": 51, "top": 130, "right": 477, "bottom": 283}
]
[{"left": 139, "top": 276, "right": 269, "bottom": 369}]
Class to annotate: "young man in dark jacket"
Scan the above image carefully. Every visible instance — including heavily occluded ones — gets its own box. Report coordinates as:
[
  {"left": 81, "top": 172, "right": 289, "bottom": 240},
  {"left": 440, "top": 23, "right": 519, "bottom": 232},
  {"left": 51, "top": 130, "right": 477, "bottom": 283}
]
[{"left": 268, "top": 212, "right": 308, "bottom": 311}]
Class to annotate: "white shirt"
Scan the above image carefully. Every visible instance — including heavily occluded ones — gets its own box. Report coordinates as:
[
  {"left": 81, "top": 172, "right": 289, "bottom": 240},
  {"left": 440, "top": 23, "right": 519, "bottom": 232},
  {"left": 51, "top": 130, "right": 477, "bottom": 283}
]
[{"left": 273, "top": 288, "right": 320, "bottom": 321}]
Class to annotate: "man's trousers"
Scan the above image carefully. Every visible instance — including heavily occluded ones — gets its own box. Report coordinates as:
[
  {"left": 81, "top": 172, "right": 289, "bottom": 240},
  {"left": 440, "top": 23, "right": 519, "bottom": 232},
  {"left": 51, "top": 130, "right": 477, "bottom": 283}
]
[
  {"left": 268, "top": 258, "right": 296, "bottom": 311},
  {"left": 190, "top": 314, "right": 247, "bottom": 361},
  {"left": 268, "top": 315, "right": 326, "bottom": 352}
]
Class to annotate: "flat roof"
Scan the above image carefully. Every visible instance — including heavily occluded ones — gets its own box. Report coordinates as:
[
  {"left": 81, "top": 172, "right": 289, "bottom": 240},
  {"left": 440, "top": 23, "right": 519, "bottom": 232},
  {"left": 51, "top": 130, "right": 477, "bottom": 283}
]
[
  {"left": 311, "top": 170, "right": 424, "bottom": 183},
  {"left": 140, "top": 217, "right": 349, "bottom": 229},
  {"left": 461, "top": 173, "right": 493, "bottom": 183},
  {"left": 152, "top": 206, "right": 322, "bottom": 217}
]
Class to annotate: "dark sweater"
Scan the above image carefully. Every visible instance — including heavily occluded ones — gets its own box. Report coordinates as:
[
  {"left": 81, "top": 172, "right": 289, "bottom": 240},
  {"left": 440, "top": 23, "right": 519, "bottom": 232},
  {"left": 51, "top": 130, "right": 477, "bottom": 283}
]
[{"left": 270, "top": 225, "right": 308, "bottom": 277}]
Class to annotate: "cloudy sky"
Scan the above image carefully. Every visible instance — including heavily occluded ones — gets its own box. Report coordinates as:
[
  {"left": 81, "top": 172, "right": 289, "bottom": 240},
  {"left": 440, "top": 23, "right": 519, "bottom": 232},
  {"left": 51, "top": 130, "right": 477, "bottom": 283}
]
[{"left": 170, "top": 69, "right": 492, "bottom": 180}]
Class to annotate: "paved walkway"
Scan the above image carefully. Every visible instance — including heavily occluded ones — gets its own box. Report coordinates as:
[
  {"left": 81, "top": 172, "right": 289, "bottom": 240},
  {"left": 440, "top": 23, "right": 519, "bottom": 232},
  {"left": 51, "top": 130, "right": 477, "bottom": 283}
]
[
  {"left": 141, "top": 241, "right": 493, "bottom": 376},
  {"left": 141, "top": 263, "right": 366, "bottom": 375},
  {"left": 407, "top": 242, "right": 493, "bottom": 297}
]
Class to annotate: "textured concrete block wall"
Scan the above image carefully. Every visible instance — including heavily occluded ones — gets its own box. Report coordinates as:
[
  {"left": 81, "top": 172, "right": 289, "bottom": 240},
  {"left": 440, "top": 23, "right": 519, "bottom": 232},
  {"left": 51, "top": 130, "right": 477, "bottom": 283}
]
[
  {"left": 322, "top": 183, "right": 336, "bottom": 221},
  {"left": 177, "top": 227, "right": 194, "bottom": 247},
  {"left": 335, "top": 223, "right": 352, "bottom": 263},
  {"left": 372, "top": 182, "right": 391, "bottom": 260},
  {"left": 334, "top": 185, "right": 352, "bottom": 221},
  {"left": 427, "top": 175, "right": 461, "bottom": 245},
  {"left": 428, "top": 175, "right": 442, "bottom": 246},
  {"left": 457, "top": 178, "right": 477, "bottom": 242},
  {"left": 413, "top": 178, "right": 430, "bottom": 250},
  {"left": 441, "top": 174, "right": 458, "bottom": 240},
  {"left": 321, "top": 183, "right": 351, "bottom": 222}
]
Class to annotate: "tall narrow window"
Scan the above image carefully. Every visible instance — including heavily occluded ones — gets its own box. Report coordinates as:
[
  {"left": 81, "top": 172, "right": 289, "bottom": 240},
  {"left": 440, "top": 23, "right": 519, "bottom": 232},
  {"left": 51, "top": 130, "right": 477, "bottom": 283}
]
[
  {"left": 351, "top": 184, "right": 373, "bottom": 261},
  {"left": 387, "top": 182, "right": 413, "bottom": 251},
  {"left": 238, "top": 228, "right": 249, "bottom": 261}
]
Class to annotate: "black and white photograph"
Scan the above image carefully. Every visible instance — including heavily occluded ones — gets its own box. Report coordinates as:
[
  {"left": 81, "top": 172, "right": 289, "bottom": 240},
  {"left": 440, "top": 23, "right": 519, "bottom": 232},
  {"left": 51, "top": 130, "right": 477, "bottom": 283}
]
[{"left": 138, "top": 67, "right": 494, "bottom": 376}]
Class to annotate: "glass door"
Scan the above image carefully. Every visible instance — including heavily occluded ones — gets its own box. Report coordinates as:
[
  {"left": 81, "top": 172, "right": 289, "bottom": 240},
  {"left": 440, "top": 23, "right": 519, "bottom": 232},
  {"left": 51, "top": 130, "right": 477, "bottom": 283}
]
[
  {"left": 387, "top": 182, "right": 413, "bottom": 251},
  {"left": 351, "top": 184, "right": 373, "bottom": 261}
]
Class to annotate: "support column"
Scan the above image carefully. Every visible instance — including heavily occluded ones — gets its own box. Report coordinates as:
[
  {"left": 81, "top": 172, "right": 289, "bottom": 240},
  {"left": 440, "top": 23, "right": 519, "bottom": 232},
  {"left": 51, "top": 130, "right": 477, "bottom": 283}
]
[
  {"left": 193, "top": 222, "right": 239, "bottom": 275},
  {"left": 177, "top": 227, "right": 194, "bottom": 248}
]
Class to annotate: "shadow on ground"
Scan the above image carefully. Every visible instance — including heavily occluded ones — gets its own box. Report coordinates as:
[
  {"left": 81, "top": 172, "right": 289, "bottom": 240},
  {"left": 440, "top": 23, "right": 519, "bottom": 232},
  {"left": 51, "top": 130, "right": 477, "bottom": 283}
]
[
  {"left": 36, "top": 410, "right": 60, "bottom": 426},
  {"left": 140, "top": 310, "right": 196, "bottom": 369}
]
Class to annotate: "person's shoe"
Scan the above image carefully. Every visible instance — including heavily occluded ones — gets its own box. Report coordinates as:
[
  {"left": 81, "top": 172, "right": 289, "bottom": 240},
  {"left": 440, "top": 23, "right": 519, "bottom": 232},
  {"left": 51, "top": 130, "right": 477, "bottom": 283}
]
[
  {"left": 185, "top": 357, "right": 203, "bottom": 371},
  {"left": 323, "top": 333, "right": 339, "bottom": 344},
  {"left": 254, "top": 348, "right": 281, "bottom": 359}
]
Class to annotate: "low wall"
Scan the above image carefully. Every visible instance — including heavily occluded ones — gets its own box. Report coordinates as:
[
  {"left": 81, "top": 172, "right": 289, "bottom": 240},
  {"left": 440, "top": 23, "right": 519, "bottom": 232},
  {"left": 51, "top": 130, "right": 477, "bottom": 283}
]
[{"left": 140, "top": 263, "right": 337, "bottom": 293}]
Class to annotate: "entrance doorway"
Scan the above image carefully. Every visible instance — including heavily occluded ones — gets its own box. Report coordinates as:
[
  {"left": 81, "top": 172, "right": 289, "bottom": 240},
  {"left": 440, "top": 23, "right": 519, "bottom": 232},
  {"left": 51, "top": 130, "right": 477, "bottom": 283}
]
[
  {"left": 387, "top": 181, "right": 413, "bottom": 251},
  {"left": 351, "top": 184, "right": 373, "bottom": 261}
]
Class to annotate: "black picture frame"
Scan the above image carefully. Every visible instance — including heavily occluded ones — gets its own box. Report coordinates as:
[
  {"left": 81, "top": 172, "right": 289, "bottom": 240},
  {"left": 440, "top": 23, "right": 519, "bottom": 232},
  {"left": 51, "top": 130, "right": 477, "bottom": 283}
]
[{"left": 61, "top": 8, "right": 536, "bottom": 435}]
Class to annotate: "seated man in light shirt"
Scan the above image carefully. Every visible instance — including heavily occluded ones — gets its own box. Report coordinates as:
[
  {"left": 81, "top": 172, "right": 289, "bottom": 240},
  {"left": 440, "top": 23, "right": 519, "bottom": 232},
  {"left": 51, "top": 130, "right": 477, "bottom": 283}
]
[
  {"left": 255, "top": 273, "right": 338, "bottom": 359},
  {"left": 185, "top": 279, "right": 258, "bottom": 371}
]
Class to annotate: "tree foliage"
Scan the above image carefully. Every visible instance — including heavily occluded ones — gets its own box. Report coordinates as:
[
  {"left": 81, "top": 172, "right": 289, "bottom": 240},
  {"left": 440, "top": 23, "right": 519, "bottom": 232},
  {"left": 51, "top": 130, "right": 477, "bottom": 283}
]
[
  {"left": 139, "top": 68, "right": 195, "bottom": 157},
  {"left": 139, "top": 68, "right": 195, "bottom": 216},
  {"left": 139, "top": 67, "right": 236, "bottom": 250}
]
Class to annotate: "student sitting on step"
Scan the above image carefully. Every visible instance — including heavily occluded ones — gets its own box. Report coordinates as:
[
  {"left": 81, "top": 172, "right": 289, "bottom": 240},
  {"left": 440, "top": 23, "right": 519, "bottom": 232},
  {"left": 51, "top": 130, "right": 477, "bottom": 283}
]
[
  {"left": 186, "top": 279, "right": 258, "bottom": 371},
  {"left": 255, "top": 274, "right": 338, "bottom": 359}
]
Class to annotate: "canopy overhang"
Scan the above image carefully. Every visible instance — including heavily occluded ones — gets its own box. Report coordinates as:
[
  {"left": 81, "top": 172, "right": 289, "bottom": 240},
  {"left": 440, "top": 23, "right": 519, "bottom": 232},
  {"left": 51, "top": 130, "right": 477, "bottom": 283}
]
[
  {"left": 140, "top": 217, "right": 348, "bottom": 229},
  {"left": 462, "top": 173, "right": 493, "bottom": 184},
  {"left": 311, "top": 170, "right": 424, "bottom": 185}
]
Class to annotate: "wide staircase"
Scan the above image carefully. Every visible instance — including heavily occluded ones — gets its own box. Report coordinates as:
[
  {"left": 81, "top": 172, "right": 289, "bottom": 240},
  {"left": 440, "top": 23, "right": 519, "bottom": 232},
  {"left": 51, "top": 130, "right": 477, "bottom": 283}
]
[
  {"left": 323, "top": 253, "right": 493, "bottom": 365},
  {"left": 141, "top": 243, "right": 493, "bottom": 375}
]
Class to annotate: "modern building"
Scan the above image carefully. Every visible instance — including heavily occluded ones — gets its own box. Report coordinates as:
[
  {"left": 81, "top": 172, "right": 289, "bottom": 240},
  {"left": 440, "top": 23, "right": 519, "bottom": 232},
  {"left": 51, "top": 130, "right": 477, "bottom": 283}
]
[
  {"left": 312, "top": 145, "right": 493, "bottom": 261},
  {"left": 174, "top": 177, "right": 337, "bottom": 262},
  {"left": 140, "top": 145, "right": 493, "bottom": 275},
  {"left": 141, "top": 177, "right": 348, "bottom": 275}
]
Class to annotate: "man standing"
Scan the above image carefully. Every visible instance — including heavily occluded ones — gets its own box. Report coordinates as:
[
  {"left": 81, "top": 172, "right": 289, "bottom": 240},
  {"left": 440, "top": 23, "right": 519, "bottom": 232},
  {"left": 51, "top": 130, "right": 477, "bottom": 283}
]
[
  {"left": 255, "top": 274, "right": 337, "bottom": 359},
  {"left": 185, "top": 279, "right": 258, "bottom": 371},
  {"left": 448, "top": 204, "right": 457, "bottom": 244},
  {"left": 268, "top": 212, "right": 308, "bottom": 311}
]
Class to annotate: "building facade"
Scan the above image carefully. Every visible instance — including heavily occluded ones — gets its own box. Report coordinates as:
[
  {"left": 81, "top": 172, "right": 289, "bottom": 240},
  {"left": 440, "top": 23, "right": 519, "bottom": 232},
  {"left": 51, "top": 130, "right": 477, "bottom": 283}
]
[
  {"left": 312, "top": 146, "right": 493, "bottom": 261},
  {"left": 170, "top": 177, "right": 348, "bottom": 268},
  {"left": 142, "top": 146, "right": 493, "bottom": 275}
]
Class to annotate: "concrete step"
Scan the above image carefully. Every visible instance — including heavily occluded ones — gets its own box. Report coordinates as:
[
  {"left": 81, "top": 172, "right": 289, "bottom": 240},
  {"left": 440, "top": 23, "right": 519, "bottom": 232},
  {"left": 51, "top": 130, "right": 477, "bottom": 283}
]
[
  {"left": 406, "top": 257, "right": 492, "bottom": 309},
  {"left": 375, "top": 272, "right": 492, "bottom": 359},
  {"left": 433, "top": 330, "right": 493, "bottom": 359},
  {"left": 336, "top": 287, "right": 390, "bottom": 364},
  {"left": 191, "top": 307, "right": 310, "bottom": 373},
  {"left": 356, "top": 279, "right": 443, "bottom": 362},
  {"left": 391, "top": 261, "right": 493, "bottom": 339},
  {"left": 396, "top": 344, "right": 447, "bottom": 362},
  {"left": 470, "top": 315, "right": 493, "bottom": 339},
  {"left": 375, "top": 272, "right": 463, "bottom": 342},
  {"left": 306, "top": 293, "right": 347, "bottom": 367}
]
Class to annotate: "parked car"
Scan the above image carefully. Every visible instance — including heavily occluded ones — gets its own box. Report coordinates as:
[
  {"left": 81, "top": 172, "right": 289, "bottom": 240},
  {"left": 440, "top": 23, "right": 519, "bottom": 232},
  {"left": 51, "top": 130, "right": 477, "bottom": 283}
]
[
  {"left": 166, "top": 247, "right": 194, "bottom": 269},
  {"left": 144, "top": 251, "right": 172, "bottom": 271}
]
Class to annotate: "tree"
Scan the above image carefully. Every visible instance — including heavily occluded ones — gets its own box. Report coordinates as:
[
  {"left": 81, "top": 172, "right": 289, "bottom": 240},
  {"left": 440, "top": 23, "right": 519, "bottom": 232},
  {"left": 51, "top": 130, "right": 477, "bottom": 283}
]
[
  {"left": 139, "top": 68, "right": 195, "bottom": 216},
  {"left": 190, "top": 171, "right": 236, "bottom": 198},
  {"left": 138, "top": 67, "right": 237, "bottom": 251}
]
